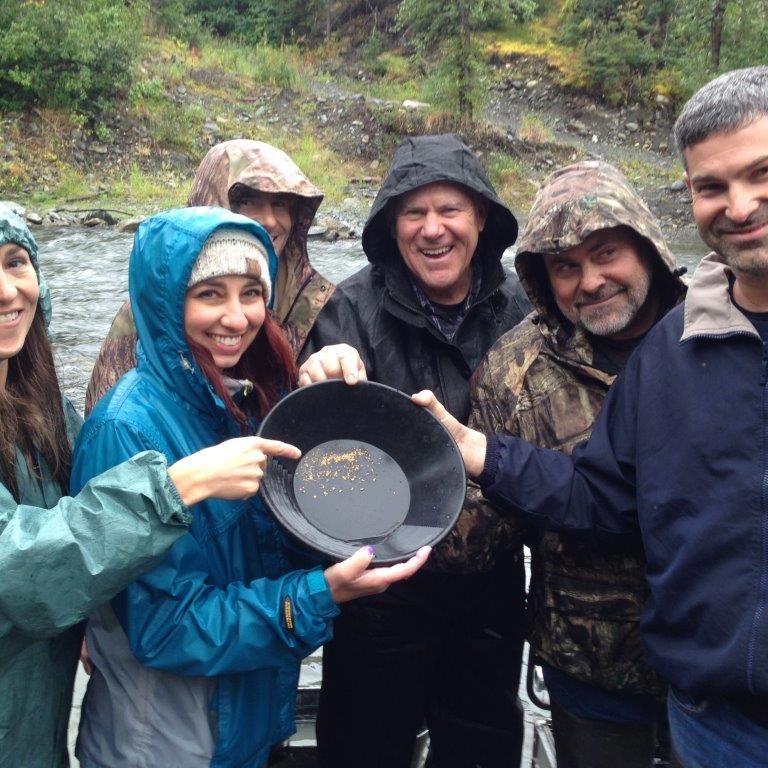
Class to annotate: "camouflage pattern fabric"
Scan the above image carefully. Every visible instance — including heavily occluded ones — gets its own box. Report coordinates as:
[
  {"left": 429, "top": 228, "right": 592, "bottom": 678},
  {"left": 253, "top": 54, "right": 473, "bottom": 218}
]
[
  {"left": 84, "top": 303, "right": 136, "bottom": 415},
  {"left": 85, "top": 140, "right": 334, "bottom": 414},
  {"left": 516, "top": 160, "right": 677, "bottom": 328},
  {"left": 466, "top": 161, "right": 686, "bottom": 695},
  {"left": 428, "top": 483, "right": 525, "bottom": 573}
]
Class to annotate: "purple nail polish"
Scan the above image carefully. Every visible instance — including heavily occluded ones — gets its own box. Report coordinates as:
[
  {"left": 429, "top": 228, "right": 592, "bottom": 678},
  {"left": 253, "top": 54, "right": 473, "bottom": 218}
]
[{"left": 365, "top": 545, "right": 375, "bottom": 558}]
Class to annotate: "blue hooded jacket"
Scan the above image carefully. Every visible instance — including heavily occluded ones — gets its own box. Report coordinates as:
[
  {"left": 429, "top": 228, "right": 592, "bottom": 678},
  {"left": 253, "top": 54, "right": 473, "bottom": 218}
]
[{"left": 71, "top": 207, "right": 338, "bottom": 768}]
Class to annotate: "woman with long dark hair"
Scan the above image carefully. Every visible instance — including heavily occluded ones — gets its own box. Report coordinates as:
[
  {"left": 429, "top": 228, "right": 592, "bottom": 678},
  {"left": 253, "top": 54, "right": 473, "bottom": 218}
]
[
  {"left": 0, "top": 206, "right": 301, "bottom": 767},
  {"left": 71, "top": 206, "right": 429, "bottom": 768}
]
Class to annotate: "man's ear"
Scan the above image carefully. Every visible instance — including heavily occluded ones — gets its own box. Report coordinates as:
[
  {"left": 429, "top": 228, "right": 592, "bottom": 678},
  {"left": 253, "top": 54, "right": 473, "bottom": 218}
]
[
  {"left": 683, "top": 172, "right": 692, "bottom": 194},
  {"left": 386, "top": 201, "right": 398, "bottom": 238},
  {"left": 475, "top": 198, "right": 489, "bottom": 231}
]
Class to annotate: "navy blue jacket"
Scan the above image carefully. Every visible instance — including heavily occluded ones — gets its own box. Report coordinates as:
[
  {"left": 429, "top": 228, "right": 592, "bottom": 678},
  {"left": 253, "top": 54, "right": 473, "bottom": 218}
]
[{"left": 480, "top": 253, "right": 768, "bottom": 698}]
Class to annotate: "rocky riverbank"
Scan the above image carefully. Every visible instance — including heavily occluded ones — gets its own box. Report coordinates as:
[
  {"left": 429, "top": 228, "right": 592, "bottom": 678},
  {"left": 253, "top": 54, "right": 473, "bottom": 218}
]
[{"left": 1, "top": 48, "right": 697, "bottom": 237}]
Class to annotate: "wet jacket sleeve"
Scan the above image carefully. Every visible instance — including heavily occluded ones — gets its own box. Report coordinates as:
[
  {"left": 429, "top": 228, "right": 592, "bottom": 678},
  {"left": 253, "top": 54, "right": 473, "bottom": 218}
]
[
  {"left": 117, "top": 536, "right": 338, "bottom": 676},
  {"left": 72, "top": 420, "right": 339, "bottom": 677},
  {"left": 478, "top": 361, "right": 641, "bottom": 537},
  {"left": 0, "top": 452, "right": 190, "bottom": 638},
  {"left": 300, "top": 285, "right": 375, "bottom": 375}
]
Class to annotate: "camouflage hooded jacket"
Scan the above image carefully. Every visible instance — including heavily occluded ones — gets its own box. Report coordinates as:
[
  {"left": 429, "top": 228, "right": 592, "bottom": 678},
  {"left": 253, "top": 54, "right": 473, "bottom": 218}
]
[
  {"left": 469, "top": 162, "right": 687, "bottom": 694},
  {"left": 84, "top": 140, "right": 333, "bottom": 413}
]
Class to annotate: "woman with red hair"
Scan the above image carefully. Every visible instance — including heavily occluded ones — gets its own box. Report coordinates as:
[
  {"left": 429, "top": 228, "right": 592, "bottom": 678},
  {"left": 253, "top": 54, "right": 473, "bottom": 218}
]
[{"left": 71, "top": 206, "right": 428, "bottom": 768}]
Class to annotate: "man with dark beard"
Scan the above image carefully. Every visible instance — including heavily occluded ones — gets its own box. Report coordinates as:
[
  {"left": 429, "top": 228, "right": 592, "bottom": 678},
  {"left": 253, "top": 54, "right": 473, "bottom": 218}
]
[{"left": 467, "top": 161, "right": 686, "bottom": 768}]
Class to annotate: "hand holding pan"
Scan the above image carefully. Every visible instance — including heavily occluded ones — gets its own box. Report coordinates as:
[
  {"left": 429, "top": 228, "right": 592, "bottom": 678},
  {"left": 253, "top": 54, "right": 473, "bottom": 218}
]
[{"left": 258, "top": 380, "right": 466, "bottom": 564}]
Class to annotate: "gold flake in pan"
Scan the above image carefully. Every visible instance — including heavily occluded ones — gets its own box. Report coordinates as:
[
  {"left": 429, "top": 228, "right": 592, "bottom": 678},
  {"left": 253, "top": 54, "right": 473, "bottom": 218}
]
[
  {"left": 293, "top": 439, "right": 410, "bottom": 540},
  {"left": 297, "top": 445, "right": 388, "bottom": 494}
]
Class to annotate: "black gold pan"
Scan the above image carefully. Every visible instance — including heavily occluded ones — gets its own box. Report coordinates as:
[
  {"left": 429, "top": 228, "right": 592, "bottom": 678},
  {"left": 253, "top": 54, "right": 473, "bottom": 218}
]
[{"left": 258, "top": 380, "right": 467, "bottom": 564}]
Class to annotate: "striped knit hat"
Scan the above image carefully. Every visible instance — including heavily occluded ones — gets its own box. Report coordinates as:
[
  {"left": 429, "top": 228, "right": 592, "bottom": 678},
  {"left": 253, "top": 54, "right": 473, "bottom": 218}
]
[{"left": 188, "top": 228, "right": 271, "bottom": 303}]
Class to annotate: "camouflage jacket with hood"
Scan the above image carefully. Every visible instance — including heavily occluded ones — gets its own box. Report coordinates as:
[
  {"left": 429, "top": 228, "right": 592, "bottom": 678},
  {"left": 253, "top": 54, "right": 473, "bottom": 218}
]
[
  {"left": 84, "top": 140, "right": 333, "bottom": 413},
  {"left": 469, "top": 162, "right": 686, "bottom": 694}
]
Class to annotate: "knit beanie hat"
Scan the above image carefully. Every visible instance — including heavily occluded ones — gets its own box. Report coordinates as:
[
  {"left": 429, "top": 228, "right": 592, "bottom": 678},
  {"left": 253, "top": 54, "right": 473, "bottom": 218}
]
[
  {"left": 188, "top": 228, "right": 271, "bottom": 303},
  {"left": 0, "top": 204, "right": 51, "bottom": 329}
]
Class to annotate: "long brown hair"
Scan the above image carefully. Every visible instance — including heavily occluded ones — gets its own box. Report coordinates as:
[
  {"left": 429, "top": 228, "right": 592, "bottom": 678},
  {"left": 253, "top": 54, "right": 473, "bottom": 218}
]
[
  {"left": 187, "top": 311, "right": 296, "bottom": 431},
  {"left": 0, "top": 309, "right": 71, "bottom": 500}
]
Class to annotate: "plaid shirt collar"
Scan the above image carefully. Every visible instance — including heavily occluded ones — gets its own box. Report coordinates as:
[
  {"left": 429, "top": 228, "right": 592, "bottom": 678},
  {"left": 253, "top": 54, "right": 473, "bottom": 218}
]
[{"left": 410, "top": 261, "right": 483, "bottom": 341}]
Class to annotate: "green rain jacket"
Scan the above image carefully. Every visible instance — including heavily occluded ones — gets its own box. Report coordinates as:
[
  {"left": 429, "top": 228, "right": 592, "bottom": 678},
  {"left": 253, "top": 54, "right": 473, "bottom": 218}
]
[{"left": 0, "top": 207, "right": 191, "bottom": 767}]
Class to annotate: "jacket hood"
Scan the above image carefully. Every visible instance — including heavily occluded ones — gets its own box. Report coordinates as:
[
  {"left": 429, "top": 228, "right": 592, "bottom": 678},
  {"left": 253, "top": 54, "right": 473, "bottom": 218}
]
[
  {"left": 0, "top": 204, "right": 51, "bottom": 329},
  {"left": 129, "top": 206, "right": 277, "bottom": 413},
  {"left": 187, "top": 140, "right": 322, "bottom": 321},
  {"left": 515, "top": 161, "right": 684, "bottom": 333},
  {"left": 361, "top": 134, "right": 518, "bottom": 268}
]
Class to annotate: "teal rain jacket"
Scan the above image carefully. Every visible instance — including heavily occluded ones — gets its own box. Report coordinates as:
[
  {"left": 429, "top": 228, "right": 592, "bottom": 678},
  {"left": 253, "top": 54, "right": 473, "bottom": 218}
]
[
  {"left": 70, "top": 207, "right": 338, "bottom": 768},
  {"left": 0, "top": 206, "right": 192, "bottom": 768}
]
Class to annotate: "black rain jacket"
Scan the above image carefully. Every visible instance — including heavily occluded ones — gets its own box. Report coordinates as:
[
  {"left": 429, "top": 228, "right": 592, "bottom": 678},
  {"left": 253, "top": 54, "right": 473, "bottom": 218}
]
[{"left": 303, "top": 133, "right": 530, "bottom": 425}]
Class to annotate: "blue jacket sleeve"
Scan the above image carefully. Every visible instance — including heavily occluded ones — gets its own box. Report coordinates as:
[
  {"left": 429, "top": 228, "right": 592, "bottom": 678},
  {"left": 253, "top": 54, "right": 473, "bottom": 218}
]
[
  {"left": 118, "top": 536, "right": 337, "bottom": 676},
  {"left": 479, "top": 359, "right": 641, "bottom": 537},
  {"left": 72, "top": 418, "right": 339, "bottom": 677}
]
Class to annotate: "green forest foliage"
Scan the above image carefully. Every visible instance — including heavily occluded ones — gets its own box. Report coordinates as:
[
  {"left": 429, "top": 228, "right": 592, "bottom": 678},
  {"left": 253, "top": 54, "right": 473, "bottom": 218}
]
[
  {"left": 396, "top": 0, "right": 537, "bottom": 120},
  {"left": 559, "top": 0, "right": 768, "bottom": 104},
  {"left": 1, "top": 0, "right": 767, "bottom": 117},
  {"left": 183, "top": 0, "right": 326, "bottom": 43},
  {"left": 0, "top": 0, "right": 144, "bottom": 111}
]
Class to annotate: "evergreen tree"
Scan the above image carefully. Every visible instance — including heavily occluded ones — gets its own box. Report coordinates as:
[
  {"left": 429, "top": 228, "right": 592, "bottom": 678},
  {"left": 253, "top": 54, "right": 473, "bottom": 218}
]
[{"left": 396, "top": 0, "right": 537, "bottom": 122}]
